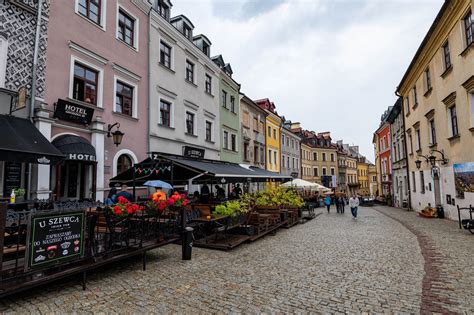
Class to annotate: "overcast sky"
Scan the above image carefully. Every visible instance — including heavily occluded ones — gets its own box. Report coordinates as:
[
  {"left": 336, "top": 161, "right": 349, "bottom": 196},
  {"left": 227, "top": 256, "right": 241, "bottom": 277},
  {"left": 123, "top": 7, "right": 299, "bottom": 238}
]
[{"left": 172, "top": 0, "right": 444, "bottom": 161}]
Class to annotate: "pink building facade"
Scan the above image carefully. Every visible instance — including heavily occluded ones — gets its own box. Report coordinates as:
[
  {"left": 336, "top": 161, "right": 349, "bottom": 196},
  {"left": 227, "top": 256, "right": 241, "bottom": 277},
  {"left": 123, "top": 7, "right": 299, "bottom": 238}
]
[{"left": 35, "top": 0, "right": 151, "bottom": 201}]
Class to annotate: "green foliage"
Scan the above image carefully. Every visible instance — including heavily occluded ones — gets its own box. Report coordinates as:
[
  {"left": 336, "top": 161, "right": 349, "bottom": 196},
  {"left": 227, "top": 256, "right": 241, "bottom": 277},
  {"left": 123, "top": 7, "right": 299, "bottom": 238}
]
[
  {"left": 253, "top": 187, "right": 304, "bottom": 208},
  {"left": 13, "top": 188, "right": 26, "bottom": 197}
]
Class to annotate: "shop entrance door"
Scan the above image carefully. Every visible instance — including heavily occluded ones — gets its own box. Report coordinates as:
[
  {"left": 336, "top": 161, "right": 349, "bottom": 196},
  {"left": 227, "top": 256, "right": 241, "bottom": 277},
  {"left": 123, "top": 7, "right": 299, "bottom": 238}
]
[{"left": 57, "top": 161, "right": 94, "bottom": 200}]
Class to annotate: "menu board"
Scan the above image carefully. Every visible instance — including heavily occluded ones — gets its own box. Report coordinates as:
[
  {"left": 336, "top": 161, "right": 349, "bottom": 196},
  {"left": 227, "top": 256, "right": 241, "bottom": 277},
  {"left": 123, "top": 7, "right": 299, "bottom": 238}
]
[
  {"left": 29, "top": 211, "right": 85, "bottom": 268},
  {"left": 3, "top": 162, "right": 22, "bottom": 197}
]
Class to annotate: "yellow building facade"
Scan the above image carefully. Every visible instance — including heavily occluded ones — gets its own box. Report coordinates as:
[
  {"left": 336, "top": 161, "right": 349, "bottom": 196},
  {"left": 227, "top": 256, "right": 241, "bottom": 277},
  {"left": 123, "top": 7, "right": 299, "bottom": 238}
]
[
  {"left": 265, "top": 111, "right": 281, "bottom": 173},
  {"left": 397, "top": 0, "right": 474, "bottom": 219},
  {"left": 357, "top": 160, "right": 369, "bottom": 196}
]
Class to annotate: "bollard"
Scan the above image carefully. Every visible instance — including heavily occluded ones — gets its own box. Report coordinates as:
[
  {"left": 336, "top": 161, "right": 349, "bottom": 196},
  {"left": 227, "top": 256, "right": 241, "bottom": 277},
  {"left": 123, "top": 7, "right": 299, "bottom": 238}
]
[{"left": 182, "top": 227, "right": 194, "bottom": 260}]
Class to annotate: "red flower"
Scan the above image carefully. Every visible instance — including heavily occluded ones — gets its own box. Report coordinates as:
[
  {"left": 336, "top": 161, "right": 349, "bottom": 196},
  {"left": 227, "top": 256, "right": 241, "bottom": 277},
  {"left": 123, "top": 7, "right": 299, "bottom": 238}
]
[
  {"left": 182, "top": 200, "right": 188, "bottom": 206},
  {"left": 167, "top": 197, "right": 175, "bottom": 205},
  {"left": 139, "top": 205, "right": 144, "bottom": 210},
  {"left": 127, "top": 207, "right": 133, "bottom": 215},
  {"left": 117, "top": 196, "right": 128, "bottom": 204}
]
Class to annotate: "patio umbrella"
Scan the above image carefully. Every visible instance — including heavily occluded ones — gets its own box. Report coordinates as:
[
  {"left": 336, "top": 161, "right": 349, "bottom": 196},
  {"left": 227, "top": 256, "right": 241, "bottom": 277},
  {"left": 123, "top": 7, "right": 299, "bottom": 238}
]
[{"left": 143, "top": 180, "right": 173, "bottom": 189}]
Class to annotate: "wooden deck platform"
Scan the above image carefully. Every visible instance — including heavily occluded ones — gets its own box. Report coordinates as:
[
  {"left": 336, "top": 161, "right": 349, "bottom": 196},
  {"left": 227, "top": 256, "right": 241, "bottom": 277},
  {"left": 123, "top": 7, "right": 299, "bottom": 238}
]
[{"left": 193, "top": 234, "right": 250, "bottom": 250}]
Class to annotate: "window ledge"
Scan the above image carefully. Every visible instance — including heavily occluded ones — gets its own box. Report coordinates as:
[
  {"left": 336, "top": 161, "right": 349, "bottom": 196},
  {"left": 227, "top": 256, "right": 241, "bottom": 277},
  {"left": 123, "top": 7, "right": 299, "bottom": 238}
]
[
  {"left": 460, "top": 42, "right": 474, "bottom": 57},
  {"left": 75, "top": 12, "right": 106, "bottom": 32},
  {"left": 205, "top": 140, "right": 215, "bottom": 144},
  {"left": 205, "top": 91, "right": 214, "bottom": 98},
  {"left": 158, "top": 124, "right": 175, "bottom": 130},
  {"left": 158, "top": 63, "right": 175, "bottom": 74},
  {"left": 185, "top": 133, "right": 198, "bottom": 138},
  {"left": 112, "top": 112, "right": 138, "bottom": 121},
  {"left": 424, "top": 87, "right": 433, "bottom": 97},
  {"left": 447, "top": 134, "right": 460, "bottom": 142},
  {"left": 185, "top": 79, "right": 198, "bottom": 88},
  {"left": 440, "top": 65, "right": 453, "bottom": 78},
  {"left": 116, "top": 38, "right": 138, "bottom": 53}
]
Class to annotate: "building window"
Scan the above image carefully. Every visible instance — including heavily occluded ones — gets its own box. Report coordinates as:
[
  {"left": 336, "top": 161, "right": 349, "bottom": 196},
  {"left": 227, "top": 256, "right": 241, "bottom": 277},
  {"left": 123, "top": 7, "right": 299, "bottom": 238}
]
[
  {"left": 230, "top": 96, "right": 235, "bottom": 113},
  {"left": 287, "top": 157, "right": 290, "bottom": 169},
  {"left": 415, "top": 129, "right": 421, "bottom": 151},
  {"left": 244, "top": 142, "right": 249, "bottom": 160},
  {"left": 274, "top": 151, "right": 277, "bottom": 166},
  {"left": 442, "top": 41, "right": 451, "bottom": 70},
  {"left": 260, "top": 121, "right": 265, "bottom": 134},
  {"left": 273, "top": 129, "right": 276, "bottom": 139},
  {"left": 115, "top": 81, "right": 133, "bottom": 116},
  {"left": 231, "top": 134, "right": 236, "bottom": 151},
  {"left": 260, "top": 148, "right": 264, "bottom": 164},
  {"left": 183, "top": 25, "right": 192, "bottom": 40},
  {"left": 322, "top": 167, "right": 327, "bottom": 176},
  {"left": 254, "top": 146, "right": 258, "bottom": 163},
  {"left": 159, "top": 41, "right": 171, "bottom": 68},
  {"left": 78, "top": 0, "right": 101, "bottom": 24},
  {"left": 205, "top": 74, "right": 212, "bottom": 94},
  {"left": 205, "top": 121, "right": 212, "bottom": 142},
  {"left": 408, "top": 134, "right": 413, "bottom": 154},
  {"left": 117, "top": 154, "right": 132, "bottom": 175},
  {"left": 156, "top": 1, "right": 169, "bottom": 20},
  {"left": 412, "top": 171, "right": 416, "bottom": 192},
  {"left": 405, "top": 97, "right": 410, "bottom": 114},
  {"left": 330, "top": 153, "right": 334, "bottom": 162},
  {"left": 449, "top": 105, "right": 459, "bottom": 137},
  {"left": 420, "top": 171, "right": 425, "bottom": 194},
  {"left": 253, "top": 117, "right": 258, "bottom": 132},
  {"left": 464, "top": 9, "right": 473, "bottom": 46},
  {"left": 330, "top": 168, "right": 335, "bottom": 176},
  {"left": 313, "top": 152, "right": 317, "bottom": 161},
  {"left": 314, "top": 167, "right": 318, "bottom": 177},
  {"left": 424, "top": 67, "right": 432, "bottom": 92},
  {"left": 160, "top": 100, "right": 171, "bottom": 127},
  {"left": 322, "top": 153, "right": 326, "bottom": 161},
  {"left": 281, "top": 135, "right": 285, "bottom": 144},
  {"left": 73, "top": 62, "right": 98, "bottom": 105},
  {"left": 185, "top": 112, "right": 194, "bottom": 135},
  {"left": 222, "top": 90, "right": 227, "bottom": 108},
  {"left": 292, "top": 158, "right": 295, "bottom": 169},
  {"left": 224, "top": 131, "right": 229, "bottom": 149},
  {"left": 268, "top": 149, "right": 272, "bottom": 164},
  {"left": 118, "top": 9, "right": 135, "bottom": 47},
  {"left": 185, "top": 60, "right": 194, "bottom": 83},
  {"left": 267, "top": 126, "right": 271, "bottom": 136},
  {"left": 429, "top": 119, "right": 436, "bottom": 145},
  {"left": 281, "top": 155, "right": 285, "bottom": 168},
  {"left": 413, "top": 86, "right": 418, "bottom": 105}
]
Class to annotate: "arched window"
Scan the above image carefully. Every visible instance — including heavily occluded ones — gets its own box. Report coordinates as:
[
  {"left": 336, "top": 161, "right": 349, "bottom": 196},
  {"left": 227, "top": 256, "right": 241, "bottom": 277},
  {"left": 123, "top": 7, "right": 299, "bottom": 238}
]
[{"left": 117, "top": 154, "right": 132, "bottom": 175}]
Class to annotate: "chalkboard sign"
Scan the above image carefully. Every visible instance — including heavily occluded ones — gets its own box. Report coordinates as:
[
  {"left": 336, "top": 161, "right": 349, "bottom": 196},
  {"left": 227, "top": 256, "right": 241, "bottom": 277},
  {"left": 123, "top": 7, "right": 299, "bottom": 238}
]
[
  {"left": 29, "top": 211, "right": 85, "bottom": 268},
  {"left": 3, "top": 162, "right": 22, "bottom": 196}
]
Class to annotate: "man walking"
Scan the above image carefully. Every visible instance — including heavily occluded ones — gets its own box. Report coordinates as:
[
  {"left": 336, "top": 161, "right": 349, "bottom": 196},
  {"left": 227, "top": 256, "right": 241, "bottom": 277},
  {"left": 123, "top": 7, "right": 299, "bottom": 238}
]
[
  {"left": 349, "top": 195, "right": 359, "bottom": 219},
  {"left": 324, "top": 195, "right": 332, "bottom": 213}
]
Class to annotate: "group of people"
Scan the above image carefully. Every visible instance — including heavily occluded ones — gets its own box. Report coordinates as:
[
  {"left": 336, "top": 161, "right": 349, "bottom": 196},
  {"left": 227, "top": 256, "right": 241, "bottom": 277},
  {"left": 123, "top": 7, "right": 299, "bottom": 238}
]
[
  {"left": 324, "top": 194, "right": 360, "bottom": 219},
  {"left": 190, "top": 183, "right": 243, "bottom": 204}
]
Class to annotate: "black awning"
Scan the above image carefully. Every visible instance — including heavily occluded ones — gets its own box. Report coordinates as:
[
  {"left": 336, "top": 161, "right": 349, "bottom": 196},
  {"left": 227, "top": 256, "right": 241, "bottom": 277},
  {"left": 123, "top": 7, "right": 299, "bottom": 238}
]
[
  {"left": 0, "top": 115, "right": 65, "bottom": 165},
  {"left": 109, "top": 153, "right": 292, "bottom": 187},
  {"left": 52, "top": 135, "right": 96, "bottom": 162}
]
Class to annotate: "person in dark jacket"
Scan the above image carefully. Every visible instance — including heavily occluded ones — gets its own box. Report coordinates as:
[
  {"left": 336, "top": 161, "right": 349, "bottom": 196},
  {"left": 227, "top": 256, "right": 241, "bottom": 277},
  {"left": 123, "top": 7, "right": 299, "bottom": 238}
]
[
  {"left": 115, "top": 185, "right": 134, "bottom": 202},
  {"left": 200, "top": 184, "right": 210, "bottom": 203}
]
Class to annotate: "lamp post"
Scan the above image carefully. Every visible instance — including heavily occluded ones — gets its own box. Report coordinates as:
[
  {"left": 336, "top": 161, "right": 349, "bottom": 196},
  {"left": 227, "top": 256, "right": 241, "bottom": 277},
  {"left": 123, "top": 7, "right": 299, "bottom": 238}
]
[{"left": 107, "top": 122, "right": 124, "bottom": 146}]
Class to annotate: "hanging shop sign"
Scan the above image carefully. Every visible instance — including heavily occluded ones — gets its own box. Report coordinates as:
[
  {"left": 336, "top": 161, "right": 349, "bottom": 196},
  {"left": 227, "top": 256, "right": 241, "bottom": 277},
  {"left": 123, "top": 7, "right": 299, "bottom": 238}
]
[
  {"left": 28, "top": 211, "right": 85, "bottom": 268},
  {"left": 54, "top": 99, "right": 94, "bottom": 125},
  {"left": 183, "top": 146, "right": 205, "bottom": 159}
]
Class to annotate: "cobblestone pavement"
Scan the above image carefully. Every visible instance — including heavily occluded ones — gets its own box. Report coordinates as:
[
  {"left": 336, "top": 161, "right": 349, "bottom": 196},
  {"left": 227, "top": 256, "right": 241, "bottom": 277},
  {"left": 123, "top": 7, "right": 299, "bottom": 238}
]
[{"left": 1, "top": 206, "right": 472, "bottom": 313}]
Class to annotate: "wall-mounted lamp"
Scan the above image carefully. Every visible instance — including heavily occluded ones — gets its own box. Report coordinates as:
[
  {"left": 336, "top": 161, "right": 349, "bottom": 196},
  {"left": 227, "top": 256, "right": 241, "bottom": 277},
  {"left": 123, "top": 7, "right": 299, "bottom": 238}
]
[{"left": 107, "top": 122, "right": 124, "bottom": 146}]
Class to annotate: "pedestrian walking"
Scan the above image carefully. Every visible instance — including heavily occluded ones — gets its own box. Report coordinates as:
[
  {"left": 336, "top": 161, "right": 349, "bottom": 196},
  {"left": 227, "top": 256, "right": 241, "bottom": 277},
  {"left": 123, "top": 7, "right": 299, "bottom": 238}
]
[
  {"left": 339, "top": 196, "right": 345, "bottom": 214},
  {"left": 335, "top": 196, "right": 340, "bottom": 213},
  {"left": 349, "top": 195, "right": 359, "bottom": 219},
  {"left": 324, "top": 195, "right": 332, "bottom": 213}
]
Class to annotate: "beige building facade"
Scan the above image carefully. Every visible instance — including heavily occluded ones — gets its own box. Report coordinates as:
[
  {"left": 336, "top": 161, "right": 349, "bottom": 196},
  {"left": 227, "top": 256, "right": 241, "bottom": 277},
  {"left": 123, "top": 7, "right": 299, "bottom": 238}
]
[{"left": 397, "top": 0, "right": 474, "bottom": 220}]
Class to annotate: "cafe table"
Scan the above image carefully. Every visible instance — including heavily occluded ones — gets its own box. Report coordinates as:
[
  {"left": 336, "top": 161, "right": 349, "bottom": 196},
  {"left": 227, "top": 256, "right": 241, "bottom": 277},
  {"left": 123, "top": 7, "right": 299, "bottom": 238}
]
[{"left": 191, "top": 215, "right": 229, "bottom": 243}]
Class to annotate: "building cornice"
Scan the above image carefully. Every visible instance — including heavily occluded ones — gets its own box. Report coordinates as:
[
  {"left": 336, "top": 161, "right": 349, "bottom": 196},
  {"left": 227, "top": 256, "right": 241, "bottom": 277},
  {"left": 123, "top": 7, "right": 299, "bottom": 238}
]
[{"left": 68, "top": 41, "right": 108, "bottom": 65}]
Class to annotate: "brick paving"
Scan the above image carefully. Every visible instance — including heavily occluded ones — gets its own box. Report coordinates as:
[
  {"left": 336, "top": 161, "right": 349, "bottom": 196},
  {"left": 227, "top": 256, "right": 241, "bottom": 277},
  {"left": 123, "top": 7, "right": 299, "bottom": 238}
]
[{"left": 1, "top": 205, "right": 472, "bottom": 313}]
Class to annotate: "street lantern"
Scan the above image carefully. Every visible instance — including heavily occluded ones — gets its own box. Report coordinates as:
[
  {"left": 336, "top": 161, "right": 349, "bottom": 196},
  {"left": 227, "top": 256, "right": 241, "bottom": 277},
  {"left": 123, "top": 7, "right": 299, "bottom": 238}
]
[
  {"left": 107, "top": 122, "right": 124, "bottom": 146},
  {"left": 428, "top": 155, "right": 436, "bottom": 167},
  {"left": 415, "top": 159, "right": 422, "bottom": 169}
]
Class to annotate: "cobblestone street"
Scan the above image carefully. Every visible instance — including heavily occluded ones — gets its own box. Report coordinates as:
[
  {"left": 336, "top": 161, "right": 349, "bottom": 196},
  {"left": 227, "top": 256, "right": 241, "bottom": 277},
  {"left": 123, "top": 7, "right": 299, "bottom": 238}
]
[{"left": 1, "top": 206, "right": 473, "bottom": 313}]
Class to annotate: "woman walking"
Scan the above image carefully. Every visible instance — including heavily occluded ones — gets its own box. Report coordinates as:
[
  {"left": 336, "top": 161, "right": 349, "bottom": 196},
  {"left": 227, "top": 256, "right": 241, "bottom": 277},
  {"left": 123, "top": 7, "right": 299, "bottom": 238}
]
[{"left": 324, "top": 195, "right": 332, "bottom": 213}]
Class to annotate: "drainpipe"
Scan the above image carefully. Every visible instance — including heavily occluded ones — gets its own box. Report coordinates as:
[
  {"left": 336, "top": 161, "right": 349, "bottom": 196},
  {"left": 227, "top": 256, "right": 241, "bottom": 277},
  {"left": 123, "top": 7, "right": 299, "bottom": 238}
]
[
  {"left": 147, "top": 7, "right": 152, "bottom": 154},
  {"left": 395, "top": 90, "right": 411, "bottom": 210},
  {"left": 27, "top": 0, "right": 44, "bottom": 200}
]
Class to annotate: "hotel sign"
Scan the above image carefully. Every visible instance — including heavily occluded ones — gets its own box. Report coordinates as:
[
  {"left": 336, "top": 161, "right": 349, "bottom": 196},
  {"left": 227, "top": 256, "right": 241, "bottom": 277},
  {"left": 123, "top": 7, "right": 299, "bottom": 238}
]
[{"left": 54, "top": 99, "right": 94, "bottom": 125}]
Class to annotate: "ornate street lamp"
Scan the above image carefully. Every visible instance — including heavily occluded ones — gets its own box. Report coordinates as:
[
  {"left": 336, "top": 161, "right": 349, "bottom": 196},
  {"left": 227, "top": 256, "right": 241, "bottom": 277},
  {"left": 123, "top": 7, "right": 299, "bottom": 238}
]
[
  {"left": 430, "top": 149, "right": 448, "bottom": 165},
  {"left": 107, "top": 122, "right": 124, "bottom": 146},
  {"left": 415, "top": 159, "right": 422, "bottom": 169}
]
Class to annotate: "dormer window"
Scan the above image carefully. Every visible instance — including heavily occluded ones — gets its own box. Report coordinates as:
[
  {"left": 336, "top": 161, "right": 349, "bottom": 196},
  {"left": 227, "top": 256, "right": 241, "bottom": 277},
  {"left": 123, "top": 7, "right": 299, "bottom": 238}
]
[
  {"left": 183, "top": 26, "right": 192, "bottom": 40},
  {"left": 157, "top": 1, "right": 169, "bottom": 20},
  {"left": 203, "top": 43, "right": 209, "bottom": 56}
]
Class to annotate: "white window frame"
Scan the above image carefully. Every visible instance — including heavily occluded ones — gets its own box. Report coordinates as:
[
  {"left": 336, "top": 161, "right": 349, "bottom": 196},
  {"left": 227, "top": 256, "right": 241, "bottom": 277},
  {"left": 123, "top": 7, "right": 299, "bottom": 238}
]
[
  {"left": 0, "top": 35, "right": 7, "bottom": 88},
  {"left": 113, "top": 75, "right": 138, "bottom": 118},
  {"left": 185, "top": 110, "right": 197, "bottom": 136},
  {"left": 159, "top": 39, "right": 175, "bottom": 71},
  {"left": 74, "top": 0, "right": 108, "bottom": 31},
  {"left": 69, "top": 55, "right": 104, "bottom": 108},
  {"left": 185, "top": 59, "right": 195, "bottom": 84},
  {"left": 158, "top": 96, "right": 174, "bottom": 128},
  {"left": 205, "top": 120, "right": 214, "bottom": 142},
  {"left": 112, "top": 149, "right": 138, "bottom": 177},
  {"left": 116, "top": 4, "right": 139, "bottom": 51}
]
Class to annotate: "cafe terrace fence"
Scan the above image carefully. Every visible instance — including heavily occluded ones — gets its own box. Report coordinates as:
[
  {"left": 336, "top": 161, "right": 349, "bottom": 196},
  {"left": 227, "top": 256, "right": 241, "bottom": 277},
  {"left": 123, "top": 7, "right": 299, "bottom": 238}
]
[{"left": 0, "top": 200, "right": 182, "bottom": 297}]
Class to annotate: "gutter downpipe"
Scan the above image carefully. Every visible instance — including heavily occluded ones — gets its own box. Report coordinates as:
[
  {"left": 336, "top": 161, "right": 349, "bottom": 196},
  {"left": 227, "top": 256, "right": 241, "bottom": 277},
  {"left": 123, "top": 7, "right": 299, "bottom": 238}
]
[
  {"left": 147, "top": 7, "right": 152, "bottom": 155},
  {"left": 395, "top": 90, "right": 411, "bottom": 211},
  {"left": 27, "top": 0, "right": 44, "bottom": 200}
]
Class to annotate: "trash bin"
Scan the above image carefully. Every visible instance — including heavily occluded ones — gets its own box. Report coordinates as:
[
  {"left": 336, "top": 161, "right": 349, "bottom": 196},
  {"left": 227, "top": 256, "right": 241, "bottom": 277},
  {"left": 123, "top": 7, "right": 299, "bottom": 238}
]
[{"left": 182, "top": 226, "right": 194, "bottom": 260}]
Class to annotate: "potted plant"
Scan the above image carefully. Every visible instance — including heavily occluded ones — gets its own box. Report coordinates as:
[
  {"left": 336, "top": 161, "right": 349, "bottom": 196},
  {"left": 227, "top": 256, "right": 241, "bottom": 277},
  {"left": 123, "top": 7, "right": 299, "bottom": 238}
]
[
  {"left": 166, "top": 192, "right": 189, "bottom": 212},
  {"left": 13, "top": 188, "right": 26, "bottom": 202},
  {"left": 111, "top": 196, "right": 143, "bottom": 218}
]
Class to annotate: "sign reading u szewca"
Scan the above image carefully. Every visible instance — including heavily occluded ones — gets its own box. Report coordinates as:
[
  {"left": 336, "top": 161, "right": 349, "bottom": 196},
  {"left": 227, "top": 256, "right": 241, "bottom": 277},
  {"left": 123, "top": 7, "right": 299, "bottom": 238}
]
[{"left": 29, "top": 211, "right": 85, "bottom": 268}]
